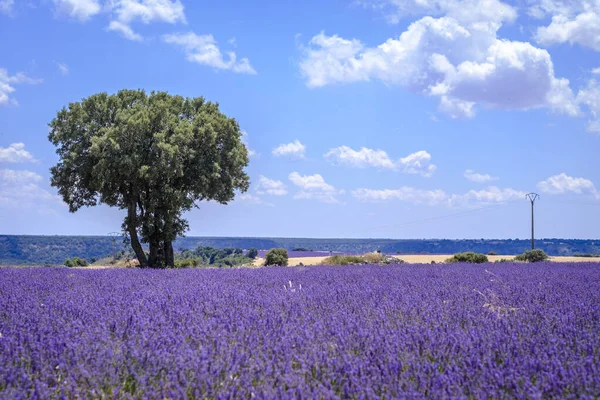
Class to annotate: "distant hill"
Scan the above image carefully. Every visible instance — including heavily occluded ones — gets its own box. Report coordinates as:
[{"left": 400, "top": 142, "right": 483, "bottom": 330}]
[{"left": 1, "top": 235, "right": 599, "bottom": 265}]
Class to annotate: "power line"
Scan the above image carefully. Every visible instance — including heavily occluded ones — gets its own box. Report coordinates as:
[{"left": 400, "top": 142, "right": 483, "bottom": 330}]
[
  {"left": 543, "top": 199, "right": 600, "bottom": 206},
  {"left": 365, "top": 200, "right": 522, "bottom": 232}
]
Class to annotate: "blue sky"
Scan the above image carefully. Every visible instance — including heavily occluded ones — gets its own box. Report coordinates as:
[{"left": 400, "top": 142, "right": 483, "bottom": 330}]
[{"left": 0, "top": 0, "right": 599, "bottom": 239}]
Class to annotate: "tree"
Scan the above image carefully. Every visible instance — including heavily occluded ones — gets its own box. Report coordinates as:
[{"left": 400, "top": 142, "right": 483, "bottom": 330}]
[
  {"left": 246, "top": 248, "right": 258, "bottom": 259},
  {"left": 49, "top": 90, "right": 250, "bottom": 268},
  {"left": 264, "top": 248, "right": 288, "bottom": 266},
  {"left": 515, "top": 249, "right": 548, "bottom": 263}
]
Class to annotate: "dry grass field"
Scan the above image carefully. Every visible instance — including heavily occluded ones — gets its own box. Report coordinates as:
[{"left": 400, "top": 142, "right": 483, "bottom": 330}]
[
  {"left": 82, "top": 254, "right": 600, "bottom": 268},
  {"left": 255, "top": 254, "right": 600, "bottom": 266}
]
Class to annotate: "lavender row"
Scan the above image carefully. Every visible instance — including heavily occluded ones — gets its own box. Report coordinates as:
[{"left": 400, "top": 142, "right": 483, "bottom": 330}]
[{"left": 0, "top": 263, "right": 599, "bottom": 398}]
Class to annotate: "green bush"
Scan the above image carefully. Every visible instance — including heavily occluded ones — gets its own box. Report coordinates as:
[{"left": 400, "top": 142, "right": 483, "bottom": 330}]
[
  {"left": 445, "top": 252, "right": 488, "bottom": 264},
  {"left": 515, "top": 249, "right": 548, "bottom": 263},
  {"left": 488, "top": 251, "right": 497, "bottom": 256},
  {"left": 494, "top": 258, "right": 513, "bottom": 263},
  {"left": 246, "top": 248, "right": 258, "bottom": 259},
  {"left": 292, "top": 247, "right": 309, "bottom": 251},
  {"left": 64, "top": 257, "right": 89, "bottom": 267},
  {"left": 321, "top": 255, "right": 365, "bottom": 265},
  {"left": 264, "top": 248, "right": 288, "bottom": 266}
]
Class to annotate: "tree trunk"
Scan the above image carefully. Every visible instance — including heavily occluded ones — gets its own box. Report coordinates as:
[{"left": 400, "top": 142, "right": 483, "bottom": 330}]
[
  {"left": 164, "top": 240, "right": 174, "bottom": 268},
  {"left": 148, "top": 239, "right": 160, "bottom": 268},
  {"left": 127, "top": 201, "right": 148, "bottom": 268}
]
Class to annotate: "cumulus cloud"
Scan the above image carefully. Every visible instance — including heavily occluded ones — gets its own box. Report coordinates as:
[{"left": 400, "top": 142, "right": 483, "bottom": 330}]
[
  {"left": 52, "top": 0, "right": 101, "bottom": 21},
  {"left": 0, "top": 169, "right": 60, "bottom": 208},
  {"left": 299, "top": 2, "right": 580, "bottom": 119},
  {"left": 108, "top": 0, "right": 185, "bottom": 40},
  {"left": 531, "top": 0, "right": 600, "bottom": 52},
  {"left": 288, "top": 171, "right": 344, "bottom": 203},
  {"left": 448, "top": 186, "right": 526, "bottom": 206},
  {"left": 324, "top": 146, "right": 436, "bottom": 177},
  {"left": 0, "top": 143, "right": 36, "bottom": 163},
  {"left": 163, "top": 32, "right": 257, "bottom": 74},
  {"left": 272, "top": 140, "right": 306, "bottom": 159},
  {"left": 464, "top": 169, "right": 498, "bottom": 183},
  {"left": 52, "top": 0, "right": 186, "bottom": 40},
  {"left": 353, "top": 185, "right": 526, "bottom": 207},
  {"left": 0, "top": 0, "right": 14, "bottom": 15},
  {"left": 256, "top": 176, "right": 287, "bottom": 196},
  {"left": 536, "top": 13, "right": 600, "bottom": 51},
  {"left": 538, "top": 173, "right": 599, "bottom": 198},
  {"left": 0, "top": 68, "right": 43, "bottom": 106},
  {"left": 353, "top": 187, "right": 447, "bottom": 205},
  {"left": 359, "top": 0, "right": 517, "bottom": 26},
  {"left": 577, "top": 79, "right": 600, "bottom": 133},
  {"left": 324, "top": 146, "right": 396, "bottom": 169}
]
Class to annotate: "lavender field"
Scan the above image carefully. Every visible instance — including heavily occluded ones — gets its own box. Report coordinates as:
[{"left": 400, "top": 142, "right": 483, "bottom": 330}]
[{"left": 1, "top": 263, "right": 599, "bottom": 398}]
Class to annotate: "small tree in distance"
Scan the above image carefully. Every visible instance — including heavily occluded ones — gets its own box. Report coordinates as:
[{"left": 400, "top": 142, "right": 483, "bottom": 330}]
[
  {"left": 515, "top": 249, "right": 548, "bottom": 263},
  {"left": 264, "top": 248, "right": 288, "bottom": 266},
  {"left": 246, "top": 248, "right": 258, "bottom": 259}
]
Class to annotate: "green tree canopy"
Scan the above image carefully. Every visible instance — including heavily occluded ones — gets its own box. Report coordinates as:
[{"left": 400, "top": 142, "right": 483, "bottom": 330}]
[{"left": 49, "top": 89, "right": 250, "bottom": 268}]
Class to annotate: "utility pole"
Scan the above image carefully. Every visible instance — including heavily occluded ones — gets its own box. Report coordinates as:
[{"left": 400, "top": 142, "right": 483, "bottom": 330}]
[
  {"left": 525, "top": 193, "right": 539, "bottom": 250},
  {"left": 108, "top": 232, "right": 119, "bottom": 261}
]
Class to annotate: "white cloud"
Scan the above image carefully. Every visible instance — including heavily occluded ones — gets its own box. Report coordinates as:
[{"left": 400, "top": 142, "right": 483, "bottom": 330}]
[
  {"left": 163, "top": 32, "right": 257, "bottom": 74},
  {"left": 360, "top": 0, "right": 517, "bottom": 27},
  {"left": 353, "top": 185, "right": 526, "bottom": 207},
  {"left": 299, "top": 7, "right": 580, "bottom": 118},
  {"left": 535, "top": 13, "right": 600, "bottom": 51},
  {"left": 272, "top": 140, "right": 306, "bottom": 159},
  {"left": 464, "top": 169, "right": 498, "bottom": 183},
  {"left": 593, "top": 67, "right": 600, "bottom": 75},
  {"left": 0, "top": 68, "right": 43, "bottom": 106},
  {"left": 0, "top": 169, "right": 42, "bottom": 183},
  {"left": 0, "top": 0, "right": 14, "bottom": 15},
  {"left": 0, "top": 169, "right": 60, "bottom": 208},
  {"left": 448, "top": 186, "right": 526, "bottom": 206},
  {"left": 238, "top": 193, "right": 274, "bottom": 207},
  {"left": 324, "top": 146, "right": 396, "bottom": 169},
  {"left": 538, "top": 173, "right": 599, "bottom": 198},
  {"left": 0, "top": 143, "right": 36, "bottom": 163},
  {"left": 324, "top": 146, "right": 436, "bottom": 177},
  {"left": 240, "top": 130, "right": 257, "bottom": 158},
  {"left": 56, "top": 62, "right": 70, "bottom": 76},
  {"left": 288, "top": 171, "right": 344, "bottom": 203},
  {"left": 577, "top": 79, "right": 600, "bottom": 133},
  {"left": 256, "top": 176, "right": 287, "bottom": 196},
  {"left": 399, "top": 150, "right": 437, "bottom": 177},
  {"left": 108, "top": 0, "right": 185, "bottom": 40},
  {"left": 353, "top": 187, "right": 448, "bottom": 205},
  {"left": 531, "top": 1, "right": 600, "bottom": 52},
  {"left": 107, "top": 20, "right": 143, "bottom": 41},
  {"left": 52, "top": 0, "right": 101, "bottom": 21}
]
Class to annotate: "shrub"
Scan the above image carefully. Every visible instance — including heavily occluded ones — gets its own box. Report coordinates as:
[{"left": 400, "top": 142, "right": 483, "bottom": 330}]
[
  {"left": 494, "top": 258, "right": 513, "bottom": 263},
  {"left": 321, "top": 255, "right": 365, "bottom": 265},
  {"left": 246, "top": 248, "right": 258, "bottom": 259},
  {"left": 445, "top": 252, "right": 488, "bottom": 264},
  {"left": 292, "top": 247, "right": 309, "bottom": 252},
  {"left": 264, "top": 248, "right": 288, "bottom": 266},
  {"left": 363, "top": 252, "right": 385, "bottom": 263},
  {"left": 488, "top": 251, "right": 497, "bottom": 256},
  {"left": 515, "top": 249, "right": 548, "bottom": 263},
  {"left": 64, "top": 257, "right": 89, "bottom": 267},
  {"left": 174, "top": 258, "right": 200, "bottom": 268}
]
